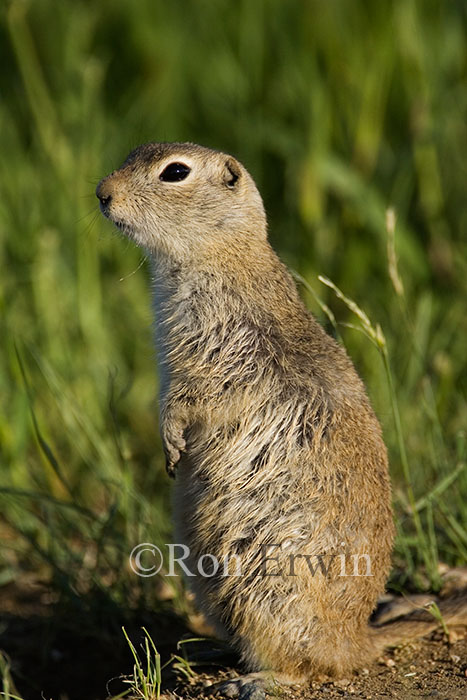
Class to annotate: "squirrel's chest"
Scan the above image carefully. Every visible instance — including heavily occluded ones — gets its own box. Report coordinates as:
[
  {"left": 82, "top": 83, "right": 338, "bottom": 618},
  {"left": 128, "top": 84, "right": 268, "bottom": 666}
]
[{"left": 152, "top": 274, "right": 202, "bottom": 397}]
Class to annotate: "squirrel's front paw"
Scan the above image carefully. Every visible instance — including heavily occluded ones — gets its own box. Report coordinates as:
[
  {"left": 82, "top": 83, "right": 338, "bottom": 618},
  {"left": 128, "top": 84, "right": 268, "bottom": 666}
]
[{"left": 162, "top": 422, "right": 186, "bottom": 478}]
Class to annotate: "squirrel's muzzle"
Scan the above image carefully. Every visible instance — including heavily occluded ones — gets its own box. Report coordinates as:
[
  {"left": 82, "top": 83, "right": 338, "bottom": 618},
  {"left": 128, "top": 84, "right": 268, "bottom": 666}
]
[{"left": 96, "top": 178, "right": 114, "bottom": 217}]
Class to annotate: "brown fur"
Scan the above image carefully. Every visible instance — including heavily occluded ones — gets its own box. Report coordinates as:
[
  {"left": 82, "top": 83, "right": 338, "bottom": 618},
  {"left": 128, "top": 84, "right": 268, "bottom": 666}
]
[{"left": 96, "top": 143, "right": 465, "bottom": 686}]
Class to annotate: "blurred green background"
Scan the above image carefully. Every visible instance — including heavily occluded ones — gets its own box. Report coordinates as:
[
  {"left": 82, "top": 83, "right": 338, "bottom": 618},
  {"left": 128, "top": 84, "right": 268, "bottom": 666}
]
[{"left": 1, "top": 0, "right": 466, "bottom": 618}]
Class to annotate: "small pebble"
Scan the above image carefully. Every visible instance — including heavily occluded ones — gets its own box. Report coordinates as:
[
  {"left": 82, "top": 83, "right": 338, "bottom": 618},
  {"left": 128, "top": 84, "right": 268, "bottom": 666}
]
[{"left": 448, "top": 628, "right": 465, "bottom": 643}]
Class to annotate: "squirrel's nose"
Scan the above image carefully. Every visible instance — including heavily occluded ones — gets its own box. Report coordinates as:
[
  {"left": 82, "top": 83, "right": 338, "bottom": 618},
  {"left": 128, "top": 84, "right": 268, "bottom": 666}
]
[{"left": 96, "top": 179, "right": 113, "bottom": 214}]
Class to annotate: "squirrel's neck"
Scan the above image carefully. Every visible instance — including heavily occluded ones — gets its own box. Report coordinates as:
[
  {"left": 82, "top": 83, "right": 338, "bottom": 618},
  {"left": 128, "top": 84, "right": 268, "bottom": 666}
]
[
  {"left": 150, "top": 239, "right": 303, "bottom": 324},
  {"left": 149, "top": 241, "right": 307, "bottom": 385}
]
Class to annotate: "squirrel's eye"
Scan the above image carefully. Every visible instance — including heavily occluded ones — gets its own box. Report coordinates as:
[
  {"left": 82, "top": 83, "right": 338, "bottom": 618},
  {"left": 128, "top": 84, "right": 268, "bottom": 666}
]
[{"left": 159, "top": 162, "right": 191, "bottom": 182}]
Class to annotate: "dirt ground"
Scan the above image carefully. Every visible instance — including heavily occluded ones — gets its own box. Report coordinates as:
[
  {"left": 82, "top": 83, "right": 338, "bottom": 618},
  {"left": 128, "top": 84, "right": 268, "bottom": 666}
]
[
  {"left": 181, "top": 634, "right": 467, "bottom": 700},
  {"left": 1, "top": 577, "right": 466, "bottom": 700}
]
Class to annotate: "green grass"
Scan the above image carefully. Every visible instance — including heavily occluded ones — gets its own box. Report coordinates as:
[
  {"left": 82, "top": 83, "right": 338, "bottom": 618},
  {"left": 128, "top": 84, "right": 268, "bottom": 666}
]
[
  {"left": 0, "top": 651, "right": 24, "bottom": 700},
  {"left": 118, "top": 627, "right": 162, "bottom": 700},
  {"left": 0, "top": 0, "right": 466, "bottom": 649},
  {"left": 116, "top": 629, "right": 201, "bottom": 700}
]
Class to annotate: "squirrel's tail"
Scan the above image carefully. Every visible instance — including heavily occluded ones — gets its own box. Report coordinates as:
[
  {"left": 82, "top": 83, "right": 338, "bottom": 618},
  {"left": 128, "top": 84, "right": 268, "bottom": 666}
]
[{"left": 369, "top": 593, "right": 467, "bottom": 653}]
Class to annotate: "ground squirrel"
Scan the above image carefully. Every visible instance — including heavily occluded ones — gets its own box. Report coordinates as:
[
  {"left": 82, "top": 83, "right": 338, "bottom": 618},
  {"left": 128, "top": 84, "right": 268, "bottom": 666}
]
[{"left": 96, "top": 143, "right": 466, "bottom": 698}]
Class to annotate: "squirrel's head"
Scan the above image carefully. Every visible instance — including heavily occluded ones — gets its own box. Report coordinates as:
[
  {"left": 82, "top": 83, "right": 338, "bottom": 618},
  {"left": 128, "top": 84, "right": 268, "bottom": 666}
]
[{"left": 96, "top": 142, "right": 267, "bottom": 261}]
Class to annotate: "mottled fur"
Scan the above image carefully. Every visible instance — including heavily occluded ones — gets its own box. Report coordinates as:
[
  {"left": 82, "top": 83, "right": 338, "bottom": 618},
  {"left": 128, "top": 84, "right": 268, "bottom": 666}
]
[{"left": 96, "top": 143, "right": 464, "bottom": 686}]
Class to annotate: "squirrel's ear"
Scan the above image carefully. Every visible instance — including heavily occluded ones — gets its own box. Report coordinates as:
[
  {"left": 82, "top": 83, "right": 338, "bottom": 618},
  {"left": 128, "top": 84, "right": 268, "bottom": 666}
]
[{"left": 222, "top": 158, "right": 241, "bottom": 189}]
